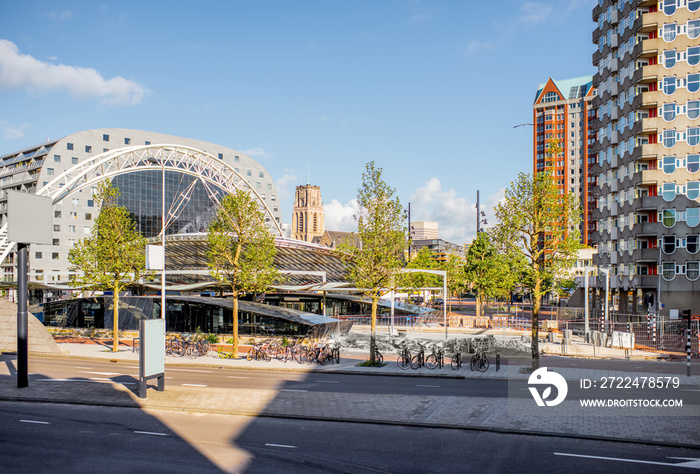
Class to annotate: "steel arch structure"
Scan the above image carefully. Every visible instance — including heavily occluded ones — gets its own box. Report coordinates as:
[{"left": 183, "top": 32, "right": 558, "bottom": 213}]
[{"left": 0, "top": 144, "right": 282, "bottom": 264}]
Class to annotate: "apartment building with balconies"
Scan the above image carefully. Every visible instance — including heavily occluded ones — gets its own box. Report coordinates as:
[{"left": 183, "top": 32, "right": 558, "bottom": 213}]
[{"left": 591, "top": 0, "right": 700, "bottom": 314}]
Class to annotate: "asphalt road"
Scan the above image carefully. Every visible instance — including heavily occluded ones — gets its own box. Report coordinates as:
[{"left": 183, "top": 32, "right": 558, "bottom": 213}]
[{"left": 2, "top": 401, "right": 699, "bottom": 473}]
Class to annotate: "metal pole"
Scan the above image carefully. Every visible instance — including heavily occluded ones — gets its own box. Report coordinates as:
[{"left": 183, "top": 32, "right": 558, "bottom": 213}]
[
  {"left": 584, "top": 266, "right": 591, "bottom": 340},
  {"left": 390, "top": 288, "right": 395, "bottom": 336},
  {"left": 444, "top": 277, "right": 448, "bottom": 340},
  {"left": 407, "top": 202, "right": 411, "bottom": 261},
  {"left": 604, "top": 270, "right": 609, "bottom": 334},
  {"left": 17, "top": 243, "right": 28, "bottom": 388},
  {"left": 161, "top": 162, "right": 166, "bottom": 321},
  {"left": 476, "top": 190, "right": 480, "bottom": 234}
]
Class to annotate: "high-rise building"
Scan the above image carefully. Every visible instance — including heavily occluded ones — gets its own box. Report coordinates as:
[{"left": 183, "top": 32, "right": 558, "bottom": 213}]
[
  {"left": 292, "top": 184, "right": 324, "bottom": 242},
  {"left": 591, "top": 0, "right": 700, "bottom": 314},
  {"left": 410, "top": 221, "right": 439, "bottom": 240},
  {"left": 533, "top": 76, "right": 596, "bottom": 246}
]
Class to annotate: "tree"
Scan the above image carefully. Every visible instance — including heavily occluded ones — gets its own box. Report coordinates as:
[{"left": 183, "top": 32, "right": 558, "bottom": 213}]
[
  {"left": 206, "top": 189, "right": 279, "bottom": 358},
  {"left": 397, "top": 247, "right": 441, "bottom": 301},
  {"left": 490, "top": 170, "right": 582, "bottom": 368},
  {"left": 338, "top": 162, "right": 405, "bottom": 364},
  {"left": 68, "top": 182, "right": 148, "bottom": 352},
  {"left": 463, "top": 233, "right": 512, "bottom": 318}
]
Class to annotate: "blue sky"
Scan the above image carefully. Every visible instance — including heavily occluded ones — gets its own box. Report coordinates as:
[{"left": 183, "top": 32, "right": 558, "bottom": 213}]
[{"left": 0, "top": 0, "right": 596, "bottom": 244}]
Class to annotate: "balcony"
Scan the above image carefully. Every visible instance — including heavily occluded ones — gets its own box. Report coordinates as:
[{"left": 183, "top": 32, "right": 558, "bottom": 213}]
[
  {"left": 631, "top": 248, "right": 659, "bottom": 262},
  {"left": 632, "top": 221, "right": 661, "bottom": 236}
]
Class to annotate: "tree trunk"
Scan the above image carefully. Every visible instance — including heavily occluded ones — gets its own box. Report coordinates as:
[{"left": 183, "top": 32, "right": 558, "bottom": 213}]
[
  {"left": 232, "top": 295, "right": 239, "bottom": 358},
  {"left": 112, "top": 291, "right": 120, "bottom": 352},
  {"left": 531, "top": 278, "right": 541, "bottom": 370},
  {"left": 370, "top": 294, "right": 378, "bottom": 363},
  {"left": 476, "top": 294, "right": 482, "bottom": 318}
]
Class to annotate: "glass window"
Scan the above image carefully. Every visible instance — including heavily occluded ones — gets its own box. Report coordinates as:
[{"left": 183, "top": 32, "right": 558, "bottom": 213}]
[
  {"left": 662, "top": 235, "right": 676, "bottom": 254},
  {"left": 663, "top": 209, "right": 676, "bottom": 227},
  {"left": 688, "top": 235, "right": 700, "bottom": 254},
  {"left": 103, "top": 134, "right": 109, "bottom": 142},
  {"left": 689, "top": 128, "right": 700, "bottom": 146},
  {"left": 663, "top": 77, "right": 676, "bottom": 95},
  {"left": 688, "top": 181, "right": 700, "bottom": 200},
  {"left": 52, "top": 252, "right": 59, "bottom": 260},
  {"left": 662, "top": 261, "right": 676, "bottom": 281},
  {"left": 687, "top": 208, "right": 700, "bottom": 227},
  {"left": 689, "top": 101, "right": 700, "bottom": 120},
  {"left": 688, "top": 154, "right": 700, "bottom": 173},
  {"left": 690, "top": 20, "right": 700, "bottom": 39},
  {"left": 689, "top": 74, "right": 700, "bottom": 94},
  {"left": 125, "top": 137, "right": 131, "bottom": 145},
  {"left": 690, "top": 0, "right": 700, "bottom": 12},
  {"left": 663, "top": 50, "right": 676, "bottom": 68},
  {"left": 663, "top": 156, "right": 676, "bottom": 174},
  {"left": 663, "top": 23, "right": 677, "bottom": 42},
  {"left": 688, "top": 262, "right": 700, "bottom": 281},
  {"left": 71, "top": 157, "right": 78, "bottom": 165},
  {"left": 664, "top": 0, "right": 676, "bottom": 15},
  {"left": 67, "top": 143, "right": 73, "bottom": 150},
  {"left": 663, "top": 129, "right": 676, "bottom": 148},
  {"left": 54, "top": 155, "right": 60, "bottom": 163},
  {"left": 35, "top": 252, "right": 42, "bottom": 259},
  {"left": 662, "top": 182, "right": 676, "bottom": 201},
  {"left": 663, "top": 103, "right": 676, "bottom": 121},
  {"left": 47, "top": 168, "right": 54, "bottom": 176},
  {"left": 689, "top": 47, "right": 700, "bottom": 67},
  {"left": 85, "top": 145, "right": 92, "bottom": 153}
]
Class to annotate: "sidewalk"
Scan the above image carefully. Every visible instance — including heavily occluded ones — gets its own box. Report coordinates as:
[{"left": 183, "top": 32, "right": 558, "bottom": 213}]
[{"left": 1, "top": 341, "right": 699, "bottom": 449}]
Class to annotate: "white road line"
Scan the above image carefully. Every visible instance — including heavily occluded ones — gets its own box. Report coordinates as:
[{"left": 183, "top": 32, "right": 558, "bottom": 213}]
[
  {"left": 181, "top": 384, "right": 207, "bottom": 387},
  {"left": 280, "top": 389, "right": 308, "bottom": 392},
  {"left": 35, "top": 378, "right": 135, "bottom": 385},
  {"left": 166, "top": 368, "right": 213, "bottom": 373},
  {"left": 265, "top": 443, "right": 297, "bottom": 449},
  {"left": 554, "top": 452, "right": 700, "bottom": 469},
  {"left": 415, "top": 384, "right": 440, "bottom": 388},
  {"left": 81, "top": 371, "right": 122, "bottom": 376},
  {"left": 134, "top": 431, "right": 169, "bottom": 437},
  {"left": 20, "top": 420, "right": 50, "bottom": 425},
  {"left": 75, "top": 366, "right": 93, "bottom": 369},
  {"left": 315, "top": 381, "right": 339, "bottom": 384},
  {"left": 227, "top": 376, "right": 250, "bottom": 379}
]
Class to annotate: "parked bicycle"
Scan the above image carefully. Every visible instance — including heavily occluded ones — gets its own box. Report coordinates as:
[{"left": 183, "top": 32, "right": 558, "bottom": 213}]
[
  {"left": 396, "top": 344, "right": 412, "bottom": 370},
  {"left": 247, "top": 341, "right": 271, "bottom": 361},
  {"left": 450, "top": 352, "right": 463, "bottom": 370},
  {"left": 410, "top": 342, "right": 426, "bottom": 369},
  {"left": 425, "top": 345, "right": 444, "bottom": 370},
  {"left": 470, "top": 348, "right": 489, "bottom": 372},
  {"left": 373, "top": 346, "right": 383, "bottom": 365}
]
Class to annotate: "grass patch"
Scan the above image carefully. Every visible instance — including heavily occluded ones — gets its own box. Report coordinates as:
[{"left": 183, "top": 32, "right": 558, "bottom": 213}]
[{"left": 358, "top": 360, "right": 383, "bottom": 367}]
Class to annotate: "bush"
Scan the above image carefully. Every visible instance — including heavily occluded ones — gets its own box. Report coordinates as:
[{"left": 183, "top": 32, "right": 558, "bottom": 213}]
[
  {"left": 206, "top": 333, "right": 219, "bottom": 344},
  {"left": 358, "top": 360, "right": 383, "bottom": 367}
]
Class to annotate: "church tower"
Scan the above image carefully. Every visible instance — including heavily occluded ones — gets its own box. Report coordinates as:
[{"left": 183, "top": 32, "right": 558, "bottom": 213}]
[{"left": 292, "top": 185, "right": 324, "bottom": 242}]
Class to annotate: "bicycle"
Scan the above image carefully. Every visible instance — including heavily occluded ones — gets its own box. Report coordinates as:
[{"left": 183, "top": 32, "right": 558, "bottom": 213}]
[
  {"left": 247, "top": 342, "right": 271, "bottom": 361},
  {"left": 396, "top": 345, "right": 412, "bottom": 370},
  {"left": 372, "top": 347, "right": 383, "bottom": 365},
  {"left": 410, "top": 342, "right": 426, "bottom": 369},
  {"left": 425, "top": 345, "right": 444, "bottom": 370},
  {"left": 470, "top": 348, "right": 489, "bottom": 372},
  {"left": 450, "top": 352, "right": 463, "bottom": 370},
  {"left": 166, "top": 337, "right": 185, "bottom": 357}
]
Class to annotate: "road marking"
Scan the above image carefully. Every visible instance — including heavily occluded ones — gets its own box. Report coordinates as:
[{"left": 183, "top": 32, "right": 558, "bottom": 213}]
[
  {"left": 315, "top": 380, "right": 339, "bottom": 383},
  {"left": 35, "top": 378, "right": 135, "bottom": 385},
  {"left": 166, "top": 368, "right": 213, "bottom": 373},
  {"left": 635, "top": 367, "right": 643, "bottom": 369},
  {"left": 81, "top": 371, "right": 122, "bottom": 376},
  {"left": 227, "top": 376, "right": 250, "bottom": 379},
  {"left": 280, "top": 389, "right": 308, "bottom": 392},
  {"left": 75, "top": 366, "right": 93, "bottom": 369},
  {"left": 265, "top": 443, "right": 297, "bottom": 449},
  {"left": 20, "top": 420, "right": 50, "bottom": 425},
  {"left": 416, "top": 384, "right": 440, "bottom": 388},
  {"left": 134, "top": 431, "right": 169, "bottom": 436},
  {"left": 181, "top": 384, "right": 207, "bottom": 387},
  {"left": 554, "top": 452, "right": 700, "bottom": 469}
]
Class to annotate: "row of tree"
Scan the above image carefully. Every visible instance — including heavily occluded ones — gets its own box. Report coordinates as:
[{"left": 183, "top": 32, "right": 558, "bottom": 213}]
[{"left": 67, "top": 156, "right": 582, "bottom": 367}]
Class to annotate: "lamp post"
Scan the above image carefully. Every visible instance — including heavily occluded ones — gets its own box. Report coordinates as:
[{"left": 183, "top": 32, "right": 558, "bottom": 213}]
[
  {"left": 599, "top": 267, "right": 610, "bottom": 333},
  {"left": 404, "top": 202, "right": 411, "bottom": 261},
  {"left": 475, "top": 190, "right": 487, "bottom": 233}
]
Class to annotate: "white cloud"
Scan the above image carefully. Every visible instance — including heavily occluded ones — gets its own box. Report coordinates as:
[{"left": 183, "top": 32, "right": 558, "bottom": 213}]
[
  {"left": 409, "top": 177, "right": 504, "bottom": 245},
  {"left": 324, "top": 199, "right": 359, "bottom": 232},
  {"left": 464, "top": 39, "right": 497, "bottom": 56},
  {"left": 49, "top": 11, "right": 73, "bottom": 21},
  {"left": 0, "top": 121, "right": 26, "bottom": 139},
  {"left": 275, "top": 170, "right": 297, "bottom": 201},
  {"left": 517, "top": 2, "right": 554, "bottom": 25},
  {"left": 0, "top": 39, "right": 148, "bottom": 106},
  {"left": 242, "top": 147, "right": 274, "bottom": 160},
  {"left": 407, "top": 8, "right": 434, "bottom": 24}
]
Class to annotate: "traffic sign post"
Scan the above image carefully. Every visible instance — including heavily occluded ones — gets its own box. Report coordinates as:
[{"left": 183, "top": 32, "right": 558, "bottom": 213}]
[{"left": 682, "top": 309, "right": 692, "bottom": 376}]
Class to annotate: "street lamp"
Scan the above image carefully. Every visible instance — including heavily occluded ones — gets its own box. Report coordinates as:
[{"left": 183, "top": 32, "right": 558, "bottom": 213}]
[
  {"left": 475, "top": 190, "right": 487, "bottom": 233},
  {"left": 598, "top": 267, "right": 611, "bottom": 333},
  {"left": 404, "top": 202, "right": 411, "bottom": 261}
]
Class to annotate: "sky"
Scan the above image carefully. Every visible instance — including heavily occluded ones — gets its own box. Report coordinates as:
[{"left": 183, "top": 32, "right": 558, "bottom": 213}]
[{"left": 0, "top": 0, "right": 597, "bottom": 245}]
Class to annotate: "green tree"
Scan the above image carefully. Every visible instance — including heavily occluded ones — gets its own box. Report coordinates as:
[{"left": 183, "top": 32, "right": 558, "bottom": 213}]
[
  {"left": 338, "top": 162, "right": 405, "bottom": 364},
  {"left": 68, "top": 182, "right": 148, "bottom": 352},
  {"left": 463, "top": 233, "right": 511, "bottom": 318},
  {"left": 397, "top": 247, "right": 441, "bottom": 300},
  {"left": 490, "top": 170, "right": 581, "bottom": 368},
  {"left": 206, "top": 189, "right": 279, "bottom": 358}
]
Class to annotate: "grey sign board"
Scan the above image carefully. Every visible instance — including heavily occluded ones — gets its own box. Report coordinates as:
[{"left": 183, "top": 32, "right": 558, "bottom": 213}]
[{"left": 7, "top": 191, "right": 52, "bottom": 245}]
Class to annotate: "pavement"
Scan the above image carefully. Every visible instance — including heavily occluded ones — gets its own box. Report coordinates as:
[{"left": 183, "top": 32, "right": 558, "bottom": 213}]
[{"left": 1, "top": 339, "right": 700, "bottom": 449}]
